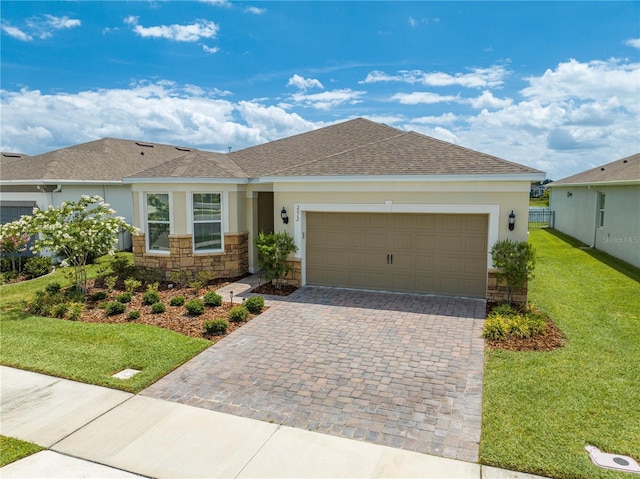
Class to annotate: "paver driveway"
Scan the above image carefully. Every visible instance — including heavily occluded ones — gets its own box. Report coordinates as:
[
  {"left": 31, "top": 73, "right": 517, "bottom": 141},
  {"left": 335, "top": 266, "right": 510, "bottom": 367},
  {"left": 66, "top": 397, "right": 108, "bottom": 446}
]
[{"left": 142, "top": 287, "right": 486, "bottom": 462}]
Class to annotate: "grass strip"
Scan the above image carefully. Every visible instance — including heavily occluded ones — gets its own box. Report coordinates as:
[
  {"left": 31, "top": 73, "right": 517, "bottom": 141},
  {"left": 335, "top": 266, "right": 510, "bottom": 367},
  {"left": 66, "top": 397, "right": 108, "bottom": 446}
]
[
  {"left": 480, "top": 229, "right": 640, "bottom": 479},
  {"left": 0, "top": 436, "right": 44, "bottom": 467}
]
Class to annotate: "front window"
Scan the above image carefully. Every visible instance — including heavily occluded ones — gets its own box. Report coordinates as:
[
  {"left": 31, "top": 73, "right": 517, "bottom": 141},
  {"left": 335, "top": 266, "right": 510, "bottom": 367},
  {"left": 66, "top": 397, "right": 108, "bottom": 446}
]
[
  {"left": 147, "top": 193, "right": 170, "bottom": 251},
  {"left": 193, "top": 193, "right": 222, "bottom": 251}
]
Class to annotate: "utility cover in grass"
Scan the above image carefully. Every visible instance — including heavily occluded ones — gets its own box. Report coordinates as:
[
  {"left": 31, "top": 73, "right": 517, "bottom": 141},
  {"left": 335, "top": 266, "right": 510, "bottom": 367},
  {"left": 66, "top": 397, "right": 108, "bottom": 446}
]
[
  {"left": 112, "top": 369, "right": 141, "bottom": 380},
  {"left": 586, "top": 445, "right": 640, "bottom": 474}
]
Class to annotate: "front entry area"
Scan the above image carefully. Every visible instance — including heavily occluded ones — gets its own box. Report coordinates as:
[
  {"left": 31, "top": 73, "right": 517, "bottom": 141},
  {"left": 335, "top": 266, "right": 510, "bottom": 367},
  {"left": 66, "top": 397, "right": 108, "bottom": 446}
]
[{"left": 305, "top": 212, "right": 488, "bottom": 298}]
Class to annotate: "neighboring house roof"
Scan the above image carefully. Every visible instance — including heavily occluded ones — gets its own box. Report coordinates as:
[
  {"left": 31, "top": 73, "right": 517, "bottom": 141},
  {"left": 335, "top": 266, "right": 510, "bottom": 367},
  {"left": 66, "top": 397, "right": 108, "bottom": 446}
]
[
  {"left": 0, "top": 138, "right": 206, "bottom": 183},
  {"left": 551, "top": 153, "right": 640, "bottom": 186}
]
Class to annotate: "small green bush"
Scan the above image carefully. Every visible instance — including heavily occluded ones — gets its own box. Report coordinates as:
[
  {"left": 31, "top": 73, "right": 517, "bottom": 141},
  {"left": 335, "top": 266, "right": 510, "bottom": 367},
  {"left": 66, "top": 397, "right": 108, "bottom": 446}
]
[
  {"left": 127, "top": 310, "right": 141, "bottom": 321},
  {"left": 185, "top": 299, "right": 205, "bottom": 316},
  {"left": 90, "top": 291, "right": 108, "bottom": 301},
  {"left": 244, "top": 296, "right": 264, "bottom": 314},
  {"left": 105, "top": 301, "right": 126, "bottom": 315},
  {"left": 228, "top": 305, "right": 249, "bottom": 323},
  {"left": 151, "top": 302, "right": 166, "bottom": 314},
  {"left": 23, "top": 256, "right": 53, "bottom": 278},
  {"left": 203, "top": 291, "right": 222, "bottom": 307},
  {"left": 45, "top": 282, "right": 62, "bottom": 295},
  {"left": 116, "top": 292, "right": 133, "bottom": 304},
  {"left": 104, "top": 275, "right": 118, "bottom": 291},
  {"left": 203, "top": 318, "right": 228, "bottom": 335},
  {"left": 124, "top": 278, "right": 142, "bottom": 294},
  {"left": 484, "top": 314, "right": 508, "bottom": 340},
  {"left": 111, "top": 253, "right": 135, "bottom": 277},
  {"left": 51, "top": 303, "right": 68, "bottom": 319},
  {"left": 67, "top": 302, "right": 83, "bottom": 321},
  {"left": 142, "top": 290, "right": 161, "bottom": 305},
  {"left": 169, "top": 270, "right": 192, "bottom": 288},
  {"left": 483, "top": 304, "right": 548, "bottom": 341},
  {"left": 170, "top": 296, "right": 186, "bottom": 306},
  {"left": 133, "top": 266, "right": 163, "bottom": 284}
]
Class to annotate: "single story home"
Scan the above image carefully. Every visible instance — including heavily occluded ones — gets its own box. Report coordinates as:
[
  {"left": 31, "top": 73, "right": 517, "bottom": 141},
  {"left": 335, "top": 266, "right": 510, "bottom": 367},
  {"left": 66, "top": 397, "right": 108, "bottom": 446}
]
[
  {"left": 0, "top": 139, "right": 219, "bottom": 250},
  {"left": 549, "top": 153, "right": 640, "bottom": 268},
  {"left": 124, "top": 118, "right": 545, "bottom": 301}
]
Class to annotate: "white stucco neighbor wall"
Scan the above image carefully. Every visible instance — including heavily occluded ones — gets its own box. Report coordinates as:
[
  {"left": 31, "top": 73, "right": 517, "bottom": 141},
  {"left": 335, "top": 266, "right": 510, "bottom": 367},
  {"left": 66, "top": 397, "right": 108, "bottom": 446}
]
[
  {"left": 0, "top": 184, "right": 134, "bottom": 250},
  {"left": 551, "top": 184, "right": 640, "bottom": 268}
]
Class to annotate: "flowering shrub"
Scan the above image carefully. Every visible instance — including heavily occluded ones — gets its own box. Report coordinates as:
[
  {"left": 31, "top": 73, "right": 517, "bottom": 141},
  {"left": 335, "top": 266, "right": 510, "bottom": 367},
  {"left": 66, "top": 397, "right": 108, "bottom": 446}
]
[
  {"left": 0, "top": 195, "right": 136, "bottom": 292},
  {"left": 0, "top": 232, "right": 30, "bottom": 273}
]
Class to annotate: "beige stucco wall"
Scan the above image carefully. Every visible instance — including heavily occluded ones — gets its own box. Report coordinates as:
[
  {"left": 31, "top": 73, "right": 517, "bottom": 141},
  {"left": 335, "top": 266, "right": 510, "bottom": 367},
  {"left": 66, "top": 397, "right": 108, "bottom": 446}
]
[{"left": 551, "top": 184, "right": 640, "bottom": 267}]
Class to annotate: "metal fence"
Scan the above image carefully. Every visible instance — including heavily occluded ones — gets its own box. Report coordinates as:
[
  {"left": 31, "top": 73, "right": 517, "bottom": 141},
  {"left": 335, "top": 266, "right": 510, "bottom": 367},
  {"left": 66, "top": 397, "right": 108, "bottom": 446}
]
[{"left": 529, "top": 208, "right": 555, "bottom": 229}]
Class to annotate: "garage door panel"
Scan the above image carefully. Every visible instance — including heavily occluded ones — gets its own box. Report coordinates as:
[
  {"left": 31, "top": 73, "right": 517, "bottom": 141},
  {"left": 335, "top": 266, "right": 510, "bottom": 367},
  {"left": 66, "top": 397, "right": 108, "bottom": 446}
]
[{"left": 306, "top": 212, "right": 487, "bottom": 298}]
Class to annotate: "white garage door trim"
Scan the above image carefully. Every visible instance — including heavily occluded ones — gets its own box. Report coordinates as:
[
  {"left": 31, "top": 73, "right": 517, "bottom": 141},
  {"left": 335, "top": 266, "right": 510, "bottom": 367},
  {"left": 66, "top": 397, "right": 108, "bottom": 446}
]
[{"left": 293, "top": 202, "right": 500, "bottom": 286}]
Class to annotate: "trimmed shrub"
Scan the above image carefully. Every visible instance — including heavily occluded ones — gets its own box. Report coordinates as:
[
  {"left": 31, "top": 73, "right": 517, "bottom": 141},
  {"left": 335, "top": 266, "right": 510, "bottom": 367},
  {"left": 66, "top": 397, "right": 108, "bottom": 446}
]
[
  {"left": 127, "top": 310, "right": 141, "bottom": 321},
  {"left": 52, "top": 303, "right": 68, "bottom": 319},
  {"left": 104, "top": 275, "right": 118, "bottom": 291},
  {"left": 90, "top": 291, "right": 108, "bottom": 301},
  {"left": 228, "top": 305, "right": 249, "bottom": 323},
  {"left": 151, "top": 302, "right": 166, "bottom": 314},
  {"left": 45, "top": 282, "right": 62, "bottom": 295},
  {"left": 105, "top": 301, "right": 126, "bottom": 315},
  {"left": 169, "top": 270, "right": 192, "bottom": 289},
  {"left": 483, "top": 304, "right": 548, "bottom": 341},
  {"left": 170, "top": 296, "right": 186, "bottom": 306},
  {"left": 124, "top": 278, "right": 142, "bottom": 294},
  {"left": 185, "top": 299, "right": 205, "bottom": 316},
  {"left": 142, "top": 290, "right": 161, "bottom": 305},
  {"left": 203, "top": 291, "right": 222, "bottom": 307},
  {"left": 203, "top": 318, "right": 228, "bottom": 335},
  {"left": 111, "top": 253, "right": 135, "bottom": 278},
  {"left": 23, "top": 256, "right": 52, "bottom": 278},
  {"left": 244, "top": 296, "right": 264, "bottom": 314},
  {"left": 67, "top": 302, "right": 83, "bottom": 321},
  {"left": 133, "top": 266, "right": 163, "bottom": 285},
  {"left": 116, "top": 292, "right": 133, "bottom": 304}
]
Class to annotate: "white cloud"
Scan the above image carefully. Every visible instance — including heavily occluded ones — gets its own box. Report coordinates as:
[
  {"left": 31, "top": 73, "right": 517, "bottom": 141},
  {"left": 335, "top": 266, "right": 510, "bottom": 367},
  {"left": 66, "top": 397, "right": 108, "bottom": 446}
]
[
  {"left": 467, "top": 90, "right": 513, "bottom": 109},
  {"left": 124, "top": 16, "right": 139, "bottom": 26},
  {"left": 390, "top": 92, "right": 458, "bottom": 105},
  {"left": 521, "top": 58, "right": 640, "bottom": 108},
  {"left": 0, "top": 82, "right": 315, "bottom": 155},
  {"left": 44, "top": 15, "right": 81, "bottom": 30},
  {"left": 1, "top": 22, "right": 32, "bottom": 41},
  {"left": 202, "top": 45, "right": 220, "bottom": 54},
  {"left": 625, "top": 38, "right": 640, "bottom": 49},
  {"left": 287, "top": 74, "right": 324, "bottom": 91},
  {"left": 287, "top": 89, "right": 365, "bottom": 110},
  {"left": 131, "top": 20, "right": 219, "bottom": 42},
  {"left": 361, "top": 65, "right": 507, "bottom": 88},
  {"left": 410, "top": 113, "right": 459, "bottom": 125},
  {"left": 245, "top": 7, "right": 266, "bottom": 15},
  {"left": 199, "top": 0, "right": 231, "bottom": 6}
]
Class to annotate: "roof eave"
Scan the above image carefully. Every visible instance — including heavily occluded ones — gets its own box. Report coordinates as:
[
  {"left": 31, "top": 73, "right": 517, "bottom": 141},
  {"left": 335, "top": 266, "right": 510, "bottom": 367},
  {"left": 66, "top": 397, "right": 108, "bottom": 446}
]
[
  {"left": 0, "top": 179, "right": 123, "bottom": 185},
  {"left": 257, "top": 173, "right": 546, "bottom": 183},
  {"left": 123, "top": 177, "right": 249, "bottom": 184},
  {"left": 549, "top": 179, "right": 640, "bottom": 188}
]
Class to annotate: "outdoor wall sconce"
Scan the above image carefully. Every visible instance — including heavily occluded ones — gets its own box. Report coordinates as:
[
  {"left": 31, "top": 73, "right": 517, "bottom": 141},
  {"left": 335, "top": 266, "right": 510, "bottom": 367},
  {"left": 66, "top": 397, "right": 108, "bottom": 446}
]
[
  {"left": 508, "top": 210, "right": 516, "bottom": 231},
  {"left": 281, "top": 207, "right": 289, "bottom": 224}
]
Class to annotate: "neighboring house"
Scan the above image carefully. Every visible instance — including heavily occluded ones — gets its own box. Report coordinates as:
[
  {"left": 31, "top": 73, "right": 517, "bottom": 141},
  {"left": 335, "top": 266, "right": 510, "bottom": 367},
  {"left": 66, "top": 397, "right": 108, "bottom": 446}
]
[
  {"left": 530, "top": 183, "right": 547, "bottom": 198},
  {"left": 0, "top": 139, "right": 220, "bottom": 250},
  {"left": 549, "top": 153, "right": 640, "bottom": 268},
  {"left": 124, "top": 118, "right": 545, "bottom": 300}
]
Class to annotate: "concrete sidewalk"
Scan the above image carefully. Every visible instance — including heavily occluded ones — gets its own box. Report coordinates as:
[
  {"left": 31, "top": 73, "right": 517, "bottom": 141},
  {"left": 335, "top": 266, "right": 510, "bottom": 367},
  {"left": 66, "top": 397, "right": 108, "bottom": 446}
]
[{"left": 1, "top": 366, "right": 547, "bottom": 479}]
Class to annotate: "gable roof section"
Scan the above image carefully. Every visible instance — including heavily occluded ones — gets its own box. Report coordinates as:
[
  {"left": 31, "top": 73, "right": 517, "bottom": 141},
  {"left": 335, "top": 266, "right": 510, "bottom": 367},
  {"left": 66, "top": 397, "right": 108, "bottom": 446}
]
[
  {"left": 228, "top": 118, "right": 402, "bottom": 177},
  {"left": 267, "top": 130, "right": 542, "bottom": 178},
  {"left": 0, "top": 138, "right": 206, "bottom": 183},
  {"left": 126, "top": 149, "right": 245, "bottom": 182},
  {"left": 551, "top": 153, "right": 640, "bottom": 186}
]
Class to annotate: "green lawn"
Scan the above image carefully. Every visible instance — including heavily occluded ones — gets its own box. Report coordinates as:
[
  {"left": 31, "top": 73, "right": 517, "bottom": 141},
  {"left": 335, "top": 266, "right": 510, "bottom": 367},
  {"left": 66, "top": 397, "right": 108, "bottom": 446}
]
[
  {"left": 0, "top": 257, "right": 211, "bottom": 393},
  {"left": 0, "top": 436, "right": 44, "bottom": 467},
  {"left": 481, "top": 229, "right": 640, "bottom": 479}
]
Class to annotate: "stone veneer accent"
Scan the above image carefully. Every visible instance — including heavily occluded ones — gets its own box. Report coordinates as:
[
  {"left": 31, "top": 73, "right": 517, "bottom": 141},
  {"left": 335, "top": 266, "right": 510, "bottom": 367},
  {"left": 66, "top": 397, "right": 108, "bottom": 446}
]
[
  {"left": 281, "top": 258, "right": 302, "bottom": 286},
  {"left": 487, "top": 269, "right": 528, "bottom": 305},
  {"left": 133, "top": 232, "right": 249, "bottom": 279}
]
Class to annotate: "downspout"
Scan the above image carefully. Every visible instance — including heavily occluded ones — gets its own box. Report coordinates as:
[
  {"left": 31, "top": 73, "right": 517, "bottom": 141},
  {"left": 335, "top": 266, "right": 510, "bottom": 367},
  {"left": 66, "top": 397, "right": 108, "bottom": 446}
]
[{"left": 51, "top": 184, "right": 62, "bottom": 207}]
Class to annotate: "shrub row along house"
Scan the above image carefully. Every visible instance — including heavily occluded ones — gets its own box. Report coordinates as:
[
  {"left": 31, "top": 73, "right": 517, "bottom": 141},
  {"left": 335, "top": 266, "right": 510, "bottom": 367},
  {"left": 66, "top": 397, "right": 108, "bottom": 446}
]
[{"left": 1, "top": 118, "right": 545, "bottom": 300}]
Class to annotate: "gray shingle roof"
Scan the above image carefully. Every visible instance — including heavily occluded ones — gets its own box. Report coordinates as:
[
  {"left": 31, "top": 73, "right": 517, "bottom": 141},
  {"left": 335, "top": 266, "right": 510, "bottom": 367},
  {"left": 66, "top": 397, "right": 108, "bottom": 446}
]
[
  {"left": 0, "top": 138, "right": 206, "bottom": 182},
  {"left": 129, "top": 150, "right": 244, "bottom": 179},
  {"left": 552, "top": 153, "right": 640, "bottom": 185},
  {"left": 267, "top": 129, "right": 541, "bottom": 177}
]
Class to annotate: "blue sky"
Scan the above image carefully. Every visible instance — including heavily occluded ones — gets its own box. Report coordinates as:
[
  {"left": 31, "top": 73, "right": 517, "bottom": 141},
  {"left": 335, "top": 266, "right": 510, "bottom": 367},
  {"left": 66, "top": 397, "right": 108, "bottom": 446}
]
[{"left": 1, "top": 1, "right": 639, "bottom": 180}]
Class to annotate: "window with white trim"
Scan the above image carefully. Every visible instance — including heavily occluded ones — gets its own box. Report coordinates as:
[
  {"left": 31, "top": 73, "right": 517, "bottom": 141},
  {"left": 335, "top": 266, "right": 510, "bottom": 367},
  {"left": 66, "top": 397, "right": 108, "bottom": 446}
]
[
  {"left": 598, "top": 193, "right": 606, "bottom": 228},
  {"left": 146, "top": 193, "right": 170, "bottom": 251},
  {"left": 193, "top": 193, "right": 222, "bottom": 251}
]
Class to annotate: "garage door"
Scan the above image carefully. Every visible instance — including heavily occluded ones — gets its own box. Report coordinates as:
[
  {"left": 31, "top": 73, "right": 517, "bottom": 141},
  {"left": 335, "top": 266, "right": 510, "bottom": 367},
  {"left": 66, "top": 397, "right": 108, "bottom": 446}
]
[{"left": 306, "top": 212, "right": 488, "bottom": 298}]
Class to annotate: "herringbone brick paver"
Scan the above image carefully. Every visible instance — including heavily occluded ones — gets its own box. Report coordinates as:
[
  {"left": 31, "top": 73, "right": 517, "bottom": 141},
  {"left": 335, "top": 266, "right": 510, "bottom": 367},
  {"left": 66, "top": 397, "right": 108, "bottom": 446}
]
[{"left": 142, "top": 287, "right": 485, "bottom": 461}]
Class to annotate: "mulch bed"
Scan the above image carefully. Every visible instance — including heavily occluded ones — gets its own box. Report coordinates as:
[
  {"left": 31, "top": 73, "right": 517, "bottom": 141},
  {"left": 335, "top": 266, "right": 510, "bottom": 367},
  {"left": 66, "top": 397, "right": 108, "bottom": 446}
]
[
  {"left": 251, "top": 283, "right": 298, "bottom": 296},
  {"left": 484, "top": 301, "right": 566, "bottom": 352},
  {"left": 80, "top": 278, "right": 265, "bottom": 340}
]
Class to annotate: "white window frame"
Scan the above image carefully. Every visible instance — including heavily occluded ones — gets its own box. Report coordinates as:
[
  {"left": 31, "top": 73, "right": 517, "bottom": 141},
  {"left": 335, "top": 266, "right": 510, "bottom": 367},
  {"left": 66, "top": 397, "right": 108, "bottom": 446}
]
[
  {"left": 144, "top": 192, "right": 172, "bottom": 254},
  {"left": 190, "top": 192, "right": 224, "bottom": 253},
  {"left": 598, "top": 192, "right": 606, "bottom": 228}
]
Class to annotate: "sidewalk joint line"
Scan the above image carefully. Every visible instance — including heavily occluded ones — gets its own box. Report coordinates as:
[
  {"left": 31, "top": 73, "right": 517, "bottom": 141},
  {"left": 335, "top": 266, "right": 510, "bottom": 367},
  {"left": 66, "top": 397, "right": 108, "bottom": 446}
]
[{"left": 234, "top": 424, "right": 282, "bottom": 478}]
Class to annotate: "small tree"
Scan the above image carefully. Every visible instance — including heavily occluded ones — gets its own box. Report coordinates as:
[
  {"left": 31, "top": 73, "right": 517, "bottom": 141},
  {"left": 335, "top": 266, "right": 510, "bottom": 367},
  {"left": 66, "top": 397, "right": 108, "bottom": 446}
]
[
  {"left": 254, "top": 231, "right": 297, "bottom": 288},
  {"left": 0, "top": 232, "right": 29, "bottom": 273},
  {"left": 490, "top": 239, "right": 536, "bottom": 305},
  {"left": 1, "top": 195, "right": 136, "bottom": 293}
]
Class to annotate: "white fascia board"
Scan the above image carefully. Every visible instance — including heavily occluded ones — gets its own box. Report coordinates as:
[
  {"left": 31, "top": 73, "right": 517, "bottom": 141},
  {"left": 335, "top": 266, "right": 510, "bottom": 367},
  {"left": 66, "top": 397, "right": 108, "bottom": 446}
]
[
  {"left": 548, "top": 180, "right": 640, "bottom": 188},
  {"left": 259, "top": 173, "right": 546, "bottom": 183},
  {"left": 123, "top": 177, "right": 249, "bottom": 185}
]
